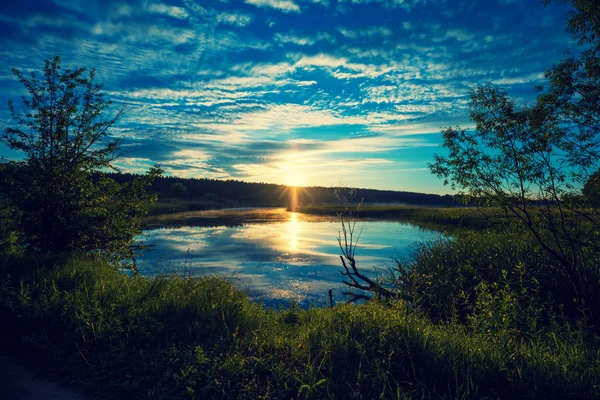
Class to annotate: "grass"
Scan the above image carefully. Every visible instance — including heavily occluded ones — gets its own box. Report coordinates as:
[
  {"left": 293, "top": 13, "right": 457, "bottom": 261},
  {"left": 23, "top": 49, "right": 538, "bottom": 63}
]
[
  {"left": 293, "top": 204, "right": 513, "bottom": 230},
  {"left": 1, "top": 254, "right": 599, "bottom": 399},
  {"left": 146, "top": 200, "right": 512, "bottom": 231}
]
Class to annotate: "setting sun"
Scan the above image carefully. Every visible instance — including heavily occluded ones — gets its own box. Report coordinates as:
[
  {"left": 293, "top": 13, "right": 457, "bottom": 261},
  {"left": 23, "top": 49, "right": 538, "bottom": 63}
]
[{"left": 285, "top": 168, "right": 304, "bottom": 188}]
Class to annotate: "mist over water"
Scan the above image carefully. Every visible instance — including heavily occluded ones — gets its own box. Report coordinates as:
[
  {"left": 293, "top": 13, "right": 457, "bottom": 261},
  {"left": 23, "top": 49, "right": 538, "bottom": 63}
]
[{"left": 136, "top": 210, "right": 442, "bottom": 307}]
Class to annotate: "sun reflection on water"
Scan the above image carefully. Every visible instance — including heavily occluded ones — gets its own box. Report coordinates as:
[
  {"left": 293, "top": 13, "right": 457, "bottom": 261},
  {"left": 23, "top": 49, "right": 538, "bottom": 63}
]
[{"left": 288, "top": 212, "right": 300, "bottom": 252}]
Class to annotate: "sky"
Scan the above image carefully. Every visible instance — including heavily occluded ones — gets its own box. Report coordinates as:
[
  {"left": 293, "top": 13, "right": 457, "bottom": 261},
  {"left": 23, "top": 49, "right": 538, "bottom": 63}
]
[{"left": 0, "top": 0, "right": 574, "bottom": 194}]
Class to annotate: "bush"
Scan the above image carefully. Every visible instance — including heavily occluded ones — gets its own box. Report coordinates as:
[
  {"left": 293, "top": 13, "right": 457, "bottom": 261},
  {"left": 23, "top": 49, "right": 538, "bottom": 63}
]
[{"left": 402, "top": 224, "right": 600, "bottom": 336}]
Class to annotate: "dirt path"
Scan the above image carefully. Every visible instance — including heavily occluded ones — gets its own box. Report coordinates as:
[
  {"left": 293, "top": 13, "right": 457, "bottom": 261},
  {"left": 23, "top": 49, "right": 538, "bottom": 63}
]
[{"left": 0, "top": 353, "right": 88, "bottom": 400}]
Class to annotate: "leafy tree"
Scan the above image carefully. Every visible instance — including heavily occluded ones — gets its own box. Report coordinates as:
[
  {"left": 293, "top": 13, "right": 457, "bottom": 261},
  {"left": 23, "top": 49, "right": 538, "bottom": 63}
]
[
  {"left": 333, "top": 0, "right": 600, "bottom": 327},
  {"left": 0, "top": 56, "right": 161, "bottom": 258},
  {"left": 430, "top": 0, "right": 600, "bottom": 318},
  {"left": 168, "top": 182, "right": 188, "bottom": 198},
  {"left": 544, "top": 0, "right": 600, "bottom": 49},
  {"left": 582, "top": 168, "right": 600, "bottom": 206}
]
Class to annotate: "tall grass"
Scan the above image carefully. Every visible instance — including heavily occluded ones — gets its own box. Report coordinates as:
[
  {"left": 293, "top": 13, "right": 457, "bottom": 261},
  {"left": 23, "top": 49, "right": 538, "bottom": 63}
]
[
  {"left": 398, "top": 224, "right": 600, "bottom": 338},
  {"left": 1, "top": 254, "right": 598, "bottom": 399}
]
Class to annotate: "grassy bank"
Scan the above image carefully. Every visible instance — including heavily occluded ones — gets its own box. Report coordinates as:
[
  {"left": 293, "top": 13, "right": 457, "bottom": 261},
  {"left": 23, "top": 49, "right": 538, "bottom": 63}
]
[
  {"left": 292, "top": 204, "right": 512, "bottom": 230},
  {"left": 1, "top": 254, "right": 598, "bottom": 399},
  {"left": 147, "top": 200, "right": 509, "bottom": 231}
]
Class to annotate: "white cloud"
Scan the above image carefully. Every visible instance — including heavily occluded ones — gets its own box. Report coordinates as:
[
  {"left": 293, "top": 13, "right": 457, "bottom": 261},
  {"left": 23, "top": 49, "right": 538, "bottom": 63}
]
[
  {"left": 216, "top": 12, "right": 253, "bottom": 27},
  {"left": 245, "top": 0, "right": 301, "bottom": 13},
  {"left": 292, "top": 53, "right": 392, "bottom": 78},
  {"left": 275, "top": 33, "right": 315, "bottom": 46},
  {"left": 148, "top": 3, "right": 190, "bottom": 19},
  {"left": 91, "top": 21, "right": 195, "bottom": 45},
  {"left": 337, "top": 0, "right": 414, "bottom": 10},
  {"left": 443, "top": 29, "right": 474, "bottom": 42},
  {"left": 111, "top": 4, "right": 133, "bottom": 19},
  {"left": 492, "top": 72, "right": 545, "bottom": 85},
  {"left": 337, "top": 26, "right": 392, "bottom": 39},
  {"left": 275, "top": 32, "right": 336, "bottom": 46},
  {"left": 301, "top": 0, "right": 329, "bottom": 5}
]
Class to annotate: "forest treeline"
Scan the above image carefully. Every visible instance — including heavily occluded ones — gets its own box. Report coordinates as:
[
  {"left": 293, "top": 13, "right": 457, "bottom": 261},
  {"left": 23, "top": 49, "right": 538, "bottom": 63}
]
[{"left": 105, "top": 172, "right": 459, "bottom": 206}]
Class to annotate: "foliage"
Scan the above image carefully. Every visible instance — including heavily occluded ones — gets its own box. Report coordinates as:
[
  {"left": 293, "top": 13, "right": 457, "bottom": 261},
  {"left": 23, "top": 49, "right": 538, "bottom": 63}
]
[
  {"left": 102, "top": 172, "right": 459, "bottom": 207},
  {"left": 428, "top": 0, "right": 600, "bottom": 323},
  {"left": 398, "top": 227, "right": 567, "bottom": 332},
  {"left": 544, "top": 0, "right": 600, "bottom": 49},
  {"left": 168, "top": 182, "right": 188, "bottom": 198},
  {"left": 583, "top": 168, "right": 600, "bottom": 205},
  {"left": 324, "top": 0, "right": 600, "bottom": 339},
  {"left": 1, "top": 255, "right": 599, "bottom": 399},
  {"left": 0, "top": 56, "right": 160, "bottom": 258},
  {"left": 429, "top": 84, "right": 600, "bottom": 310}
]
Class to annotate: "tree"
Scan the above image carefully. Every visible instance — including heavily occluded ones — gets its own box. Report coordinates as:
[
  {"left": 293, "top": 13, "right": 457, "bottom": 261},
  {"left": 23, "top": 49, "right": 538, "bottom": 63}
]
[
  {"left": 544, "top": 0, "right": 600, "bottom": 49},
  {"left": 0, "top": 56, "right": 161, "bottom": 258},
  {"left": 430, "top": 0, "right": 600, "bottom": 315},
  {"left": 168, "top": 182, "right": 188, "bottom": 198},
  {"left": 334, "top": 0, "right": 600, "bottom": 317},
  {"left": 583, "top": 168, "right": 600, "bottom": 206}
]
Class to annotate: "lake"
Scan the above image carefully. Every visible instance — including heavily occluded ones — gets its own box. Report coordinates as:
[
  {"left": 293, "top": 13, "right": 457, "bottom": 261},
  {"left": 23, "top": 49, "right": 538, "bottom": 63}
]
[{"left": 135, "top": 208, "right": 442, "bottom": 307}]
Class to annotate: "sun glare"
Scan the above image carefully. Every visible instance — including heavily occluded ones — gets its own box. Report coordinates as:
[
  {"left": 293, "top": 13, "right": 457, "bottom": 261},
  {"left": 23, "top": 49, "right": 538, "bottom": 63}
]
[{"left": 285, "top": 169, "right": 304, "bottom": 188}]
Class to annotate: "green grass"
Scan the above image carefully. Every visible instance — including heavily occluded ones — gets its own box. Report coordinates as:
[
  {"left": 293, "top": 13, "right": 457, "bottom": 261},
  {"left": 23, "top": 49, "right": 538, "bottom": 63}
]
[{"left": 1, "top": 254, "right": 599, "bottom": 399}]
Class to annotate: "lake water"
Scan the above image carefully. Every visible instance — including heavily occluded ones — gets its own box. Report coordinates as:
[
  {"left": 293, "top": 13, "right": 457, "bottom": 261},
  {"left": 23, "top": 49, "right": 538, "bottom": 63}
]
[{"left": 135, "top": 209, "right": 441, "bottom": 307}]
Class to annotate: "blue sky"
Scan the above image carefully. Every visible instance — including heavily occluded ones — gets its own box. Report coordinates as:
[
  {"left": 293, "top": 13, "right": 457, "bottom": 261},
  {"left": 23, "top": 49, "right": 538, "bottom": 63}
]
[{"left": 0, "top": 0, "right": 573, "bottom": 193}]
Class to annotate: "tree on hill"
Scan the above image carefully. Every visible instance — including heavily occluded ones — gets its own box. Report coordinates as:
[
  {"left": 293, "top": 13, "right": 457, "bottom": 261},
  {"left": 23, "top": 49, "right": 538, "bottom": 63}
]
[{"left": 0, "top": 56, "right": 161, "bottom": 259}]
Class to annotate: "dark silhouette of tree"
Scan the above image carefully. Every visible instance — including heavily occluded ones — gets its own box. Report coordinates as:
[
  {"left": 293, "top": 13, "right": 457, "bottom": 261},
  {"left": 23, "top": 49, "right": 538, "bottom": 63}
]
[
  {"left": 583, "top": 168, "right": 600, "bottom": 206},
  {"left": 168, "top": 182, "right": 188, "bottom": 198},
  {"left": 0, "top": 56, "right": 161, "bottom": 258},
  {"left": 101, "top": 172, "right": 458, "bottom": 207}
]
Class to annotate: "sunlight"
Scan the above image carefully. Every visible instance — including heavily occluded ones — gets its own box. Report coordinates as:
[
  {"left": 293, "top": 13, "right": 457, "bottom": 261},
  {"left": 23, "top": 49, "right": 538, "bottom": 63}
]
[
  {"left": 289, "top": 186, "right": 298, "bottom": 212},
  {"left": 282, "top": 163, "right": 305, "bottom": 187},
  {"left": 285, "top": 168, "right": 305, "bottom": 188},
  {"left": 285, "top": 165, "right": 305, "bottom": 212},
  {"left": 287, "top": 212, "right": 300, "bottom": 252}
]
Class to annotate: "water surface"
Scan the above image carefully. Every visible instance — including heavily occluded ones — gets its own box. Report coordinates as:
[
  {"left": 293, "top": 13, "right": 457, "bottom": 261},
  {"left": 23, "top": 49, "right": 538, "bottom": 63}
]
[{"left": 136, "top": 209, "right": 441, "bottom": 307}]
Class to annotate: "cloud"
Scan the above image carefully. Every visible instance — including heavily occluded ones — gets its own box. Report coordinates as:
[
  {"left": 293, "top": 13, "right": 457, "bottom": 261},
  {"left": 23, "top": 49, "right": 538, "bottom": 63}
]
[
  {"left": 216, "top": 12, "right": 253, "bottom": 27},
  {"left": 147, "top": 3, "right": 190, "bottom": 19},
  {"left": 0, "top": 0, "right": 573, "bottom": 192},
  {"left": 337, "top": 26, "right": 392, "bottom": 39},
  {"left": 491, "top": 72, "right": 545, "bottom": 86},
  {"left": 245, "top": 0, "right": 301, "bottom": 13},
  {"left": 274, "top": 33, "right": 315, "bottom": 46},
  {"left": 337, "top": 0, "right": 414, "bottom": 10}
]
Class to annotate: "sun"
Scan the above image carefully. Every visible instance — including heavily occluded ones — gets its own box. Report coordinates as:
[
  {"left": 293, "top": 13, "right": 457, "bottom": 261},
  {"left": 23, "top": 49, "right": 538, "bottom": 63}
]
[{"left": 285, "top": 169, "right": 304, "bottom": 188}]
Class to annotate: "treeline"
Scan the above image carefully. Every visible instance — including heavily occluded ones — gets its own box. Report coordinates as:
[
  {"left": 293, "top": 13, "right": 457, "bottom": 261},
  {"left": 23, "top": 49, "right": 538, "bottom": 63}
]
[{"left": 106, "top": 172, "right": 459, "bottom": 206}]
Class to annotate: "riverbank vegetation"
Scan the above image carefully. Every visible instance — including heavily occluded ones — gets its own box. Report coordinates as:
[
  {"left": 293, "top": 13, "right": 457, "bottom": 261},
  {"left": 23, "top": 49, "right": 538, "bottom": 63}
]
[
  {"left": 291, "top": 204, "right": 513, "bottom": 230},
  {"left": 1, "top": 254, "right": 599, "bottom": 399}
]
